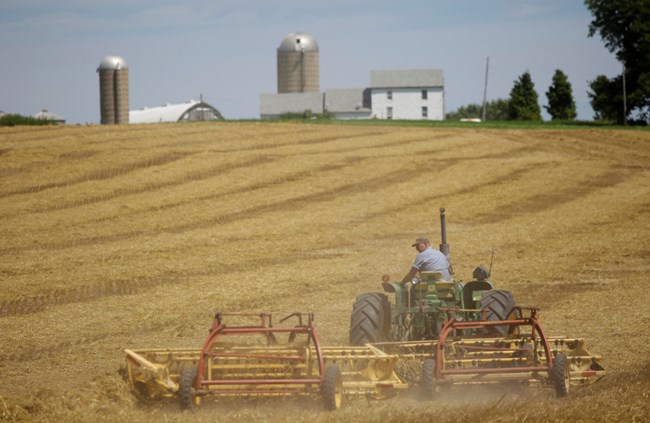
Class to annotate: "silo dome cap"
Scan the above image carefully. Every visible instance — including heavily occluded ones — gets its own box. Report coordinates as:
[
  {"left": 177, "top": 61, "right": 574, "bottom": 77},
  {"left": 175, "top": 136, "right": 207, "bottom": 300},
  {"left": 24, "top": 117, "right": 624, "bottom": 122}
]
[
  {"left": 97, "top": 56, "right": 128, "bottom": 70},
  {"left": 278, "top": 32, "right": 319, "bottom": 52}
]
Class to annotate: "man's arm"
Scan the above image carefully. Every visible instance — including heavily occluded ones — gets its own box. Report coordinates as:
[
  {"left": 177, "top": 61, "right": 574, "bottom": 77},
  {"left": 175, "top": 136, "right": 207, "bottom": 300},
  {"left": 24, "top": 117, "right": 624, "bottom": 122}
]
[{"left": 400, "top": 267, "right": 418, "bottom": 285}]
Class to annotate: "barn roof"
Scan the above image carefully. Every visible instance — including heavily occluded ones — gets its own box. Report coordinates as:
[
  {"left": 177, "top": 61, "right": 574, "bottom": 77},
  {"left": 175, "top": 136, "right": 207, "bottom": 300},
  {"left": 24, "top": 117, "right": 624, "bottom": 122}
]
[
  {"left": 129, "top": 100, "right": 224, "bottom": 124},
  {"left": 32, "top": 109, "right": 65, "bottom": 122},
  {"left": 324, "top": 88, "right": 370, "bottom": 112},
  {"left": 260, "top": 92, "right": 325, "bottom": 116}
]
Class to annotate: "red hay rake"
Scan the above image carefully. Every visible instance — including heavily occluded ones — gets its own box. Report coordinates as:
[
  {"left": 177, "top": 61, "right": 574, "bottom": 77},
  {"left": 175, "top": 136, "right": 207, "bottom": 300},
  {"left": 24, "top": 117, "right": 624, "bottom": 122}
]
[{"left": 124, "top": 310, "right": 604, "bottom": 411}]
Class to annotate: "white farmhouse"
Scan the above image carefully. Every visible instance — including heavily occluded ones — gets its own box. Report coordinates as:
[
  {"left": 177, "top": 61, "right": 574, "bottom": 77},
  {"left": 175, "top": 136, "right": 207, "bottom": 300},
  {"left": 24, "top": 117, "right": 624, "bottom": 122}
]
[{"left": 370, "top": 69, "right": 444, "bottom": 120}]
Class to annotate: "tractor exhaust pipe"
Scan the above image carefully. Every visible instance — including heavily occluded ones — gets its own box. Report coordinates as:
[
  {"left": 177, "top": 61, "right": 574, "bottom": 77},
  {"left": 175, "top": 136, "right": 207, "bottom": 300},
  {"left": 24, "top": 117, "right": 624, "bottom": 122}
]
[{"left": 439, "top": 207, "right": 450, "bottom": 258}]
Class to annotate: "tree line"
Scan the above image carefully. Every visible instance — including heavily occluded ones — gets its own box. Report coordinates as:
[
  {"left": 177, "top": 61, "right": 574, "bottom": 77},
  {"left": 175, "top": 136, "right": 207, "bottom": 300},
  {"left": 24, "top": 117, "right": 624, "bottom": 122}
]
[
  {"left": 447, "top": 70, "right": 576, "bottom": 122},
  {"left": 448, "top": 1, "right": 649, "bottom": 125},
  {"left": 0, "top": 114, "right": 57, "bottom": 127}
]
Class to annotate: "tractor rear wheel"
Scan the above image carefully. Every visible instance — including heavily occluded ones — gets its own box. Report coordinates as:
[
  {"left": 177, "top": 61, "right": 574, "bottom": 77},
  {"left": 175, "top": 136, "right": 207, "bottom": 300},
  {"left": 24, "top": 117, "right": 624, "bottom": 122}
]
[
  {"left": 551, "top": 353, "right": 570, "bottom": 397},
  {"left": 179, "top": 366, "right": 198, "bottom": 411},
  {"left": 349, "top": 292, "right": 390, "bottom": 345},
  {"left": 419, "top": 359, "right": 437, "bottom": 400},
  {"left": 480, "top": 289, "right": 518, "bottom": 335},
  {"left": 322, "top": 365, "right": 343, "bottom": 410}
]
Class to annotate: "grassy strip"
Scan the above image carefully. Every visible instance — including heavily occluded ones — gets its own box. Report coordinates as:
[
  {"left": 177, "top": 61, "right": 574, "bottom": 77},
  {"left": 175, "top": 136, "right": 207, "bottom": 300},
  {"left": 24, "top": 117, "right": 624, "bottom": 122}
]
[{"left": 229, "top": 118, "right": 648, "bottom": 130}]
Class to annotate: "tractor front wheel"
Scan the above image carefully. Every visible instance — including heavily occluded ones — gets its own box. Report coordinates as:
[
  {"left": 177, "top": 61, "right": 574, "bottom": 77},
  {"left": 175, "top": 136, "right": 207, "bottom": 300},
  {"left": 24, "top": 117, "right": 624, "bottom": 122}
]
[
  {"left": 322, "top": 365, "right": 343, "bottom": 410},
  {"left": 551, "top": 353, "right": 570, "bottom": 397}
]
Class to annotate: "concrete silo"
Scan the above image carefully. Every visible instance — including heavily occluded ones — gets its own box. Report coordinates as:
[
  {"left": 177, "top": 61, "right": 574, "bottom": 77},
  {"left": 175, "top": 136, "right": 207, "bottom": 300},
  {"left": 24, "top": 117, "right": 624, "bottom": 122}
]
[
  {"left": 97, "top": 56, "right": 129, "bottom": 124},
  {"left": 277, "top": 32, "right": 320, "bottom": 93}
]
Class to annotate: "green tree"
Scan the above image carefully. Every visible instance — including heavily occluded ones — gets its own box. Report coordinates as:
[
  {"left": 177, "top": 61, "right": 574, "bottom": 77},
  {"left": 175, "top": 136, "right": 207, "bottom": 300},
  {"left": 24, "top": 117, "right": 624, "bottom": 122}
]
[
  {"left": 586, "top": 0, "right": 650, "bottom": 123},
  {"left": 588, "top": 75, "right": 625, "bottom": 122},
  {"left": 508, "top": 71, "right": 541, "bottom": 121},
  {"left": 485, "top": 99, "right": 511, "bottom": 121},
  {"left": 446, "top": 99, "right": 510, "bottom": 121},
  {"left": 545, "top": 69, "right": 577, "bottom": 120}
]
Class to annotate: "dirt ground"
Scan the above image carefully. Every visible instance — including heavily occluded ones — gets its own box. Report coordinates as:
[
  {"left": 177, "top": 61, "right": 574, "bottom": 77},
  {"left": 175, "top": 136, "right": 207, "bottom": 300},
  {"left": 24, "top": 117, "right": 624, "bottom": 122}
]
[{"left": 0, "top": 122, "right": 648, "bottom": 422}]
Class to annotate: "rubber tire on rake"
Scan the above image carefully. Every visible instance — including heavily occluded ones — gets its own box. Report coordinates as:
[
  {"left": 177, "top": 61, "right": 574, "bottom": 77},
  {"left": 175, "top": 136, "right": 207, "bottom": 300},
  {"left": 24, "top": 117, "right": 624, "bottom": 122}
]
[
  {"left": 179, "top": 366, "right": 198, "bottom": 411},
  {"left": 551, "top": 353, "right": 570, "bottom": 397},
  {"left": 419, "top": 359, "right": 437, "bottom": 400},
  {"left": 322, "top": 365, "right": 343, "bottom": 410},
  {"left": 349, "top": 292, "right": 390, "bottom": 345}
]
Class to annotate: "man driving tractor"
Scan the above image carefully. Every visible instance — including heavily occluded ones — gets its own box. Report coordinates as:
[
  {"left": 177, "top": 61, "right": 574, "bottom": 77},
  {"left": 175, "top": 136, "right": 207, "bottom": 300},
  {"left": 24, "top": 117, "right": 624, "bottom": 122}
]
[{"left": 400, "top": 237, "right": 452, "bottom": 284}]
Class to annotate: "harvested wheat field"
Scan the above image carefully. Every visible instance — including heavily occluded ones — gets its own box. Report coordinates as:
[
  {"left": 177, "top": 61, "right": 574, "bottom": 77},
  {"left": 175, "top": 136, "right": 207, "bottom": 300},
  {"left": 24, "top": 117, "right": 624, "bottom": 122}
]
[{"left": 0, "top": 122, "right": 648, "bottom": 422}]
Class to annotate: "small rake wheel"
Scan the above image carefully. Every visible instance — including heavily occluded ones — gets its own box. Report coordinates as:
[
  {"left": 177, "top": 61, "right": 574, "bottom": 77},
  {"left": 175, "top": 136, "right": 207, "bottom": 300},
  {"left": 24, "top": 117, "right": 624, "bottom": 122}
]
[
  {"left": 179, "top": 366, "right": 198, "bottom": 411},
  {"left": 551, "top": 353, "right": 570, "bottom": 397},
  {"left": 322, "top": 365, "right": 343, "bottom": 410},
  {"left": 419, "top": 359, "right": 437, "bottom": 400}
]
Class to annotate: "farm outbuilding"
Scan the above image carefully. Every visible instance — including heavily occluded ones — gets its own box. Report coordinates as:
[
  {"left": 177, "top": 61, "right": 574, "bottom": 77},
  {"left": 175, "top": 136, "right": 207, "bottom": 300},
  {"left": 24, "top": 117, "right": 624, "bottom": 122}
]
[
  {"left": 260, "top": 88, "right": 371, "bottom": 120},
  {"left": 260, "top": 92, "right": 324, "bottom": 119},
  {"left": 129, "top": 100, "right": 224, "bottom": 124},
  {"left": 324, "top": 88, "right": 371, "bottom": 120},
  {"left": 32, "top": 109, "right": 65, "bottom": 124}
]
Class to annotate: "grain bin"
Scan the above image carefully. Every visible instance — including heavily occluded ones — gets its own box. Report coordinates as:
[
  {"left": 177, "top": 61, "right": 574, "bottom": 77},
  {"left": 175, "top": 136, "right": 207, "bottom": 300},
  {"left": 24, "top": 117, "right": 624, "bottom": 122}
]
[
  {"left": 277, "top": 32, "right": 319, "bottom": 93},
  {"left": 97, "top": 56, "right": 129, "bottom": 124}
]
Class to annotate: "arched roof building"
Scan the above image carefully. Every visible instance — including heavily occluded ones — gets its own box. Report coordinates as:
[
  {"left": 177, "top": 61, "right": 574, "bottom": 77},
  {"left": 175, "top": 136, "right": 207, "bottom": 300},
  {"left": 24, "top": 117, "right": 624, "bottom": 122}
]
[
  {"left": 129, "top": 100, "right": 224, "bottom": 124},
  {"left": 32, "top": 109, "right": 65, "bottom": 124}
]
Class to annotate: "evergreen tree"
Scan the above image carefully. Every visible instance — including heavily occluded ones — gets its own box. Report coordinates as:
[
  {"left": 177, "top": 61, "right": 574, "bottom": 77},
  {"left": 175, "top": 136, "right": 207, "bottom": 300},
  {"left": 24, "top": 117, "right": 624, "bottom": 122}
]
[
  {"left": 508, "top": 71, "right": 542, "bottom": 121},
  {"left": 545, "top": 70, "right": 577, "bottom": 120}
]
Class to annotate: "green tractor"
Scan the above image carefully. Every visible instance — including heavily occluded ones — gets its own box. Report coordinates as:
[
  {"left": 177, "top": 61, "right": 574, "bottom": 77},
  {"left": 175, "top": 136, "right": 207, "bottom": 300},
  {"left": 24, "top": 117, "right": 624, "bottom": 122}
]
[{"left": 349, "top": 208, "right": 518, "bottom": 345}]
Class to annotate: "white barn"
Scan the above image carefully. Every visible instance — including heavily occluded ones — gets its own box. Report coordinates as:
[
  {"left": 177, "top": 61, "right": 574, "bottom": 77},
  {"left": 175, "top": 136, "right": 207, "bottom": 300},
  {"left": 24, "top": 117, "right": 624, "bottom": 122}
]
[
  {"left": 370, "top": 69, "right": 444, "bottom": 120},
  {"left": 32, "top": 109, "right": 66, "bottom": 124},
  {"left": 130, "top": 100, "right": 224, "bottom": 124}
]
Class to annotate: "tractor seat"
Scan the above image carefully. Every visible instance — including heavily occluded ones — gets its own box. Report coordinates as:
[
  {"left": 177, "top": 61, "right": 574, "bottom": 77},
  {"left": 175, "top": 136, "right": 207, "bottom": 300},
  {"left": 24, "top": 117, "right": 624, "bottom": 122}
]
[
  {"left": 419, "top": 271, "right": 454, "bottom": 299},
  {"left": 419, "top": 271, "right": 446, "bottom": 282}
]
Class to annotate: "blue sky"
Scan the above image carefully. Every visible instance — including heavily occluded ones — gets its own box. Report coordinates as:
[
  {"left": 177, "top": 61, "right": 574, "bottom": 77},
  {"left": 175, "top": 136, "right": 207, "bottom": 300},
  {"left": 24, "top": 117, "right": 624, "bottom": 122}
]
[{"left": 0, "top": 0, "right": 620, "bottom": 123}]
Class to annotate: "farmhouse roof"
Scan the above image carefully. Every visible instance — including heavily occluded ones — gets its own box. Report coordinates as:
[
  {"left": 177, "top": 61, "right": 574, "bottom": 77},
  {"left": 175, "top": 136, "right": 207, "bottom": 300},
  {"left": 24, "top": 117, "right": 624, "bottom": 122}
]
[{"left": 370, "top": 69, "right": 444, "bottom": 89}]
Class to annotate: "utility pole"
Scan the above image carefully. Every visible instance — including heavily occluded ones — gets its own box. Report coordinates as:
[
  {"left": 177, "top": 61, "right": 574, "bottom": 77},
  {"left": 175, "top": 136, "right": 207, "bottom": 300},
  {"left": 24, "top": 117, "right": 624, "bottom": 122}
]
[
  {"left": 482, "top": 56, "right": 489, "bottom": 122},
  {"left": 622, "top": 62, "right": 627, "bottom": 126}
]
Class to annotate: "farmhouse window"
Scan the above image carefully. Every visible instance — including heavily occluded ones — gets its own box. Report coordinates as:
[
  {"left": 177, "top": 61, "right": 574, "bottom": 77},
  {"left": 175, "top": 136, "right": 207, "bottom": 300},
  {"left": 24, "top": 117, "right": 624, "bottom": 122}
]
[
  {"left": 421, "top": 90, "right": 428, "bottom": 99},
  {"left": 387, "top": 107, "right": 393, "bottom": 119},
  {"left": 387, "top": 90, "right": 393, "bottom": 100},
  {"left": 422, "top": 106, "right": 428, "bottom": 118}
]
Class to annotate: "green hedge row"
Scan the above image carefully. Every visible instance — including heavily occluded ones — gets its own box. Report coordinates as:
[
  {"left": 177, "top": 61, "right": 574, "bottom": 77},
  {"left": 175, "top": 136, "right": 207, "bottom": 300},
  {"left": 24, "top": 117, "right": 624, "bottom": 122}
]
[{"left": 0, "top": 114, "right": 57, "bottom": 127}]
